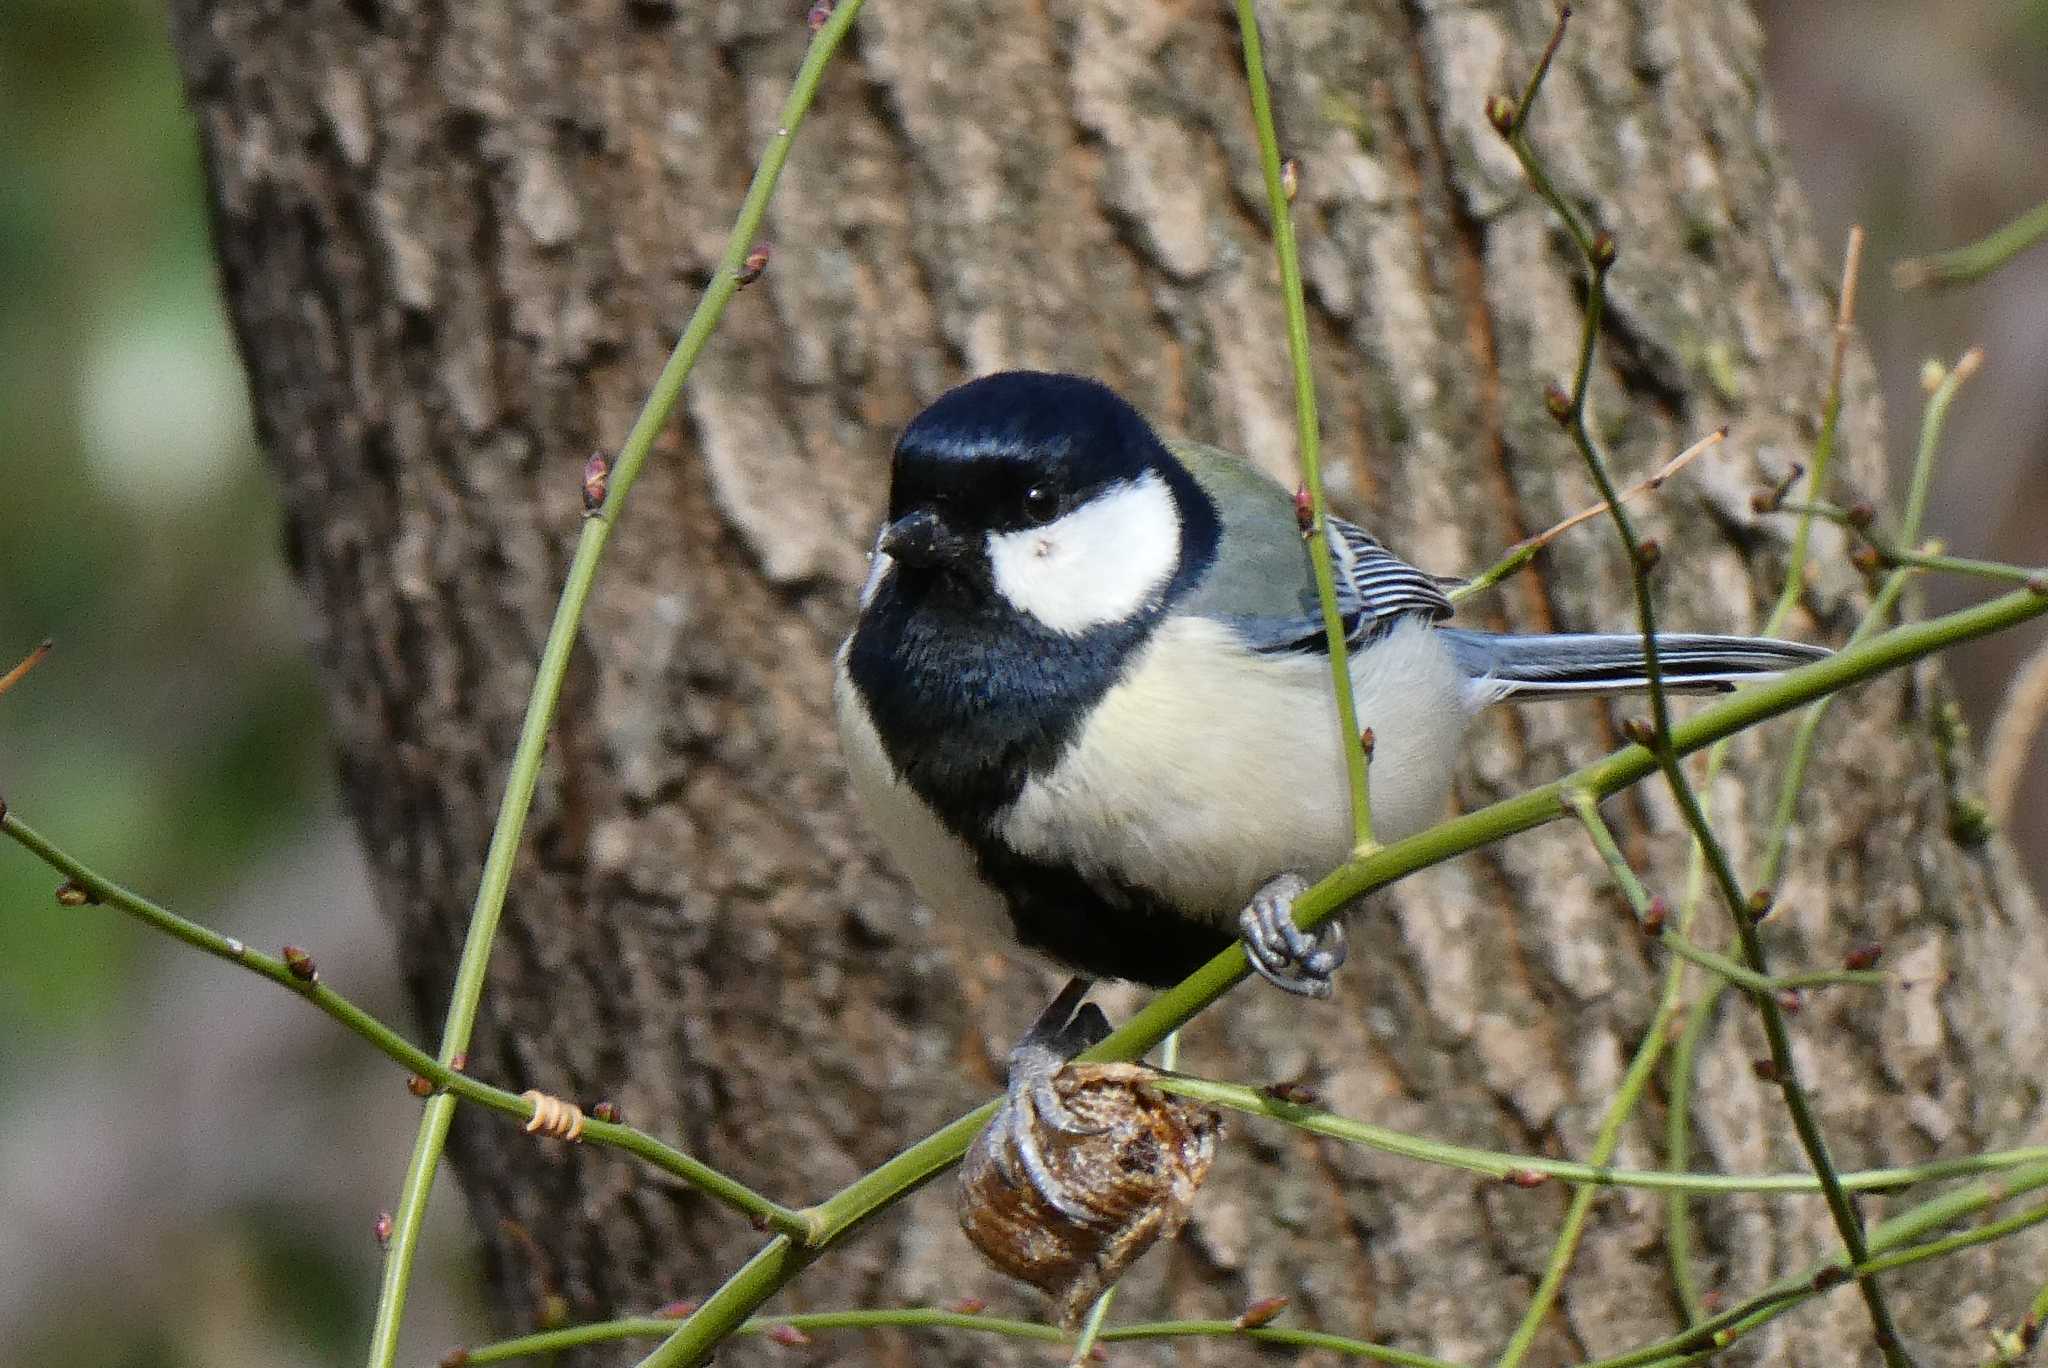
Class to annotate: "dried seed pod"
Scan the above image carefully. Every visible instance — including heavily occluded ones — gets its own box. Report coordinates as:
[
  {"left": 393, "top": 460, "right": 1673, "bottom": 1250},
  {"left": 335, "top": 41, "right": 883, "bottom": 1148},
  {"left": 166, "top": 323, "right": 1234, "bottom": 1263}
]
[{"left": 958, "top": 1062, "right": 1219, "bottom": 1329}]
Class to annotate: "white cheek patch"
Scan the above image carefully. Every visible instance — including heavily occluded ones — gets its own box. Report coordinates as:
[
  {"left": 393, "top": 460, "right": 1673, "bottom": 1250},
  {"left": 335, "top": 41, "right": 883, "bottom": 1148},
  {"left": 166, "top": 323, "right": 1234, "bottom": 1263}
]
[{"left": 985, "top": 472, "right": 1181, "bottom": 635}]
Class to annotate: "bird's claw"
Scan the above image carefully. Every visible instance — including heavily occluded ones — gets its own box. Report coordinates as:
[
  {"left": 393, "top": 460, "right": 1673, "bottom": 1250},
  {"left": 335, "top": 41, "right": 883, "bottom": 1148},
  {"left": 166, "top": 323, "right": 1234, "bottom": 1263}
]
[
  {"left": 1238, "top": 873, "right": 1346, "bottom": 998},
  {"left": 986, "top": 980, "right": 1111, "bottom": 1222}
]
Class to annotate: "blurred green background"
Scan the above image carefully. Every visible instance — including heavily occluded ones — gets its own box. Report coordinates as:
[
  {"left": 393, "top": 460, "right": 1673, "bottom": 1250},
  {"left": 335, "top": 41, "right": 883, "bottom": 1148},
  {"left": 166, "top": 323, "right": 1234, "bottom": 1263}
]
[{"left": 0, "top": 1, "right": 2042, "bottom": 1364}]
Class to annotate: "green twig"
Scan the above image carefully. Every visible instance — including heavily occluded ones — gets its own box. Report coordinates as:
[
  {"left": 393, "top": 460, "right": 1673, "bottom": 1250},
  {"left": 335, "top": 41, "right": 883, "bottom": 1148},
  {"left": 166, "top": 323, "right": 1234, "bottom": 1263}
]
[
  {"left": 1895, "top": 196, "right": 2048, "bottom": 291},
  {"left": 358, "top": 7, "right": 869, "bottom": 1364},
  {"left": 1663, "top": 225, "right": 1864, "bottom": 1315},
  {"left": 1152, "top": 1079, "right": 2048, "bottom": 1196},
  {"left": 0, "top": 810, "right": 810, "bottom": 1238},
  {"left": 1235, "top": 0, "right": 1375, "bottom": 854}
]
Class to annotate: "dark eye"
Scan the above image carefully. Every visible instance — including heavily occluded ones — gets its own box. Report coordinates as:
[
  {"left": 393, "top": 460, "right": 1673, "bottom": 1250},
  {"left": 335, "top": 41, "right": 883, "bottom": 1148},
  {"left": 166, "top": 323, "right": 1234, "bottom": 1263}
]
[{"left": 1022, "top": 485, "right": 1059, "bottom": 525}]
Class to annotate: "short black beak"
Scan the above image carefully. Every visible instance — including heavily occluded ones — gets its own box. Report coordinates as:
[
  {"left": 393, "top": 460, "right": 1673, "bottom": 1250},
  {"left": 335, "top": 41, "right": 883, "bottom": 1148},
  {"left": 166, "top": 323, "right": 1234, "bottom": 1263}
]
[{"left": 878, "top": 509, "right": 972, "bottom": 569}]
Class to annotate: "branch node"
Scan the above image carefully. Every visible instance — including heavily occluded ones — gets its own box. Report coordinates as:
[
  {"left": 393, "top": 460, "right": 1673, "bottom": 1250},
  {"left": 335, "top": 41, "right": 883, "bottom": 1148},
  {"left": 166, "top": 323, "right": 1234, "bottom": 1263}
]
[
  {"left": 592, "top": 1100, "right": 621, "bottom": 1123},
  {"left": 282, "top": 944, "right": 318, "bottom": 982},
  {"left": 374, "top": 1210, "right": 394, "bottom": 1248},
  {"left": 1236, "top": 1295, "right": 1291, "bottom": 1330},
  {"left": 1751, "top": 1058, "right": 1782, "bottom": 1084},
  {"left": 54, "top": 879, "right": 98, "bottom": 907},
  {"left": 582, "top": 451, "right": 611, "bottom": 512},
  {"left": 1542, "top": 382, "right": 1573, "bottom": 424},
  {"left": 1503, "top": 1167, "right": 1550, "bottom": 1189},
  {"left": 407, "top": 1074, "right": 435, "bottom": 1098},
  {"left": 1590, "top": 229, "right": 1618, "bottom": 271},
  {"left": 1844, "top": 943, "right": 1884, "bottom": 972},
  {"left": 1485, "top": 93, "right": 1518, "bottom": 137},
  {"left": 1279, "top": 156, "right": 1301, "bottom": 203},
  {"left": 735, "top": 243, "right": 772, "bottom": 287}
]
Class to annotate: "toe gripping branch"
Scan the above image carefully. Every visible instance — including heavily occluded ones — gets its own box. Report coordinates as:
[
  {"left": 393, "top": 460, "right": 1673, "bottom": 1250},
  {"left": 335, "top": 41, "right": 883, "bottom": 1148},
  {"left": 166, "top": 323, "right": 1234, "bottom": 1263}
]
[{"left": 1238, "top": 872, "right": 1348, "bottom": 998}]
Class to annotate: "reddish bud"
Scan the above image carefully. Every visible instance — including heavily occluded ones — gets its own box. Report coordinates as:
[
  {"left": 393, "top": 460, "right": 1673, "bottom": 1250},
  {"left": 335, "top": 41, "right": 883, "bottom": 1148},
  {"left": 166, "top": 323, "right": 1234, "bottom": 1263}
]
[
  {"left": 592, "top": 1100, "right": 620, "bottom": 1124},
  {"left": 1262, "top": 1079, "right": 1320, "bottom": 1106},
  {"left": 1745, "top": 887, "right": 1775, "bottom": 920},
  {"left": 2023, "top": 1312, "right": 2043, "bottom": 1350},
  {"left": 282, "top": 945, "right": 318, "bottom": 982},
  {"left": 2028, "top": 572, "right": 2048, "bottom": 598},
  {"left": 1751, "top": 1058, "right": 1781, "bottom": 1083},
  {"left": 1485, "top": 94, "right": 1518, "bottom": 136},
  {"left": 1359, "top": 727, "right": 1376, "bottom": 758},
  {"left": 805, "top": 1, "right": 834, "bottom": 31},
  {"left": 54, "top": 880, "right": 97, "bottom": 907},
  {"left": 657, "top": 1300, "right": 700, "bottom": 1319},
  {"left": 1620, "top": 717, "right": 1657, "bottom": 747},
  {"left": 407, "top": 1074, "right": 435, "bottom": 1097},
  {"left": 1845, "top": 500, "right": 1876, "bottom": 529},
  {"left": 1698, "top": 1290, "right": 1725, "bottom": 1314},
  {"left": 1811, "top": 1264, "right": 1849, "bottom": 1292},
  {"left": 374, "top": 1211, "right": 394, "bottom": 1247},
  {"left": 736, "top": 244, "right": 771, "bottom": 287},
  {"left": 1504, "top": 1168, "right": 1550, "bottom": 1189},
  {"left": 766, "top": 1324, "right": 812, "bottom": 1346},
  {"left": 1590, "top": 230, "right": 1618, "bottom": 270},
  {"left": 1293, "top": 484, "right": 1314, "bottom": 532},
  {"left": 1280, "top": 157, "right": 1301, "bottom": 203},
  {"left": 1236, "top": 1295, "right": 1291, "bottom": 1330},
  {"left": 1849, "top": 544, "right": 1881, "bottom": 574},
  {"left": 438, "top": 1351, "right": 471, "bottom": 1368},
  {"left": 1843, "top": 942, "right": 1883, "bottom": 971},
  {"left": 1641, "top": 895, "right": 1668, "bottom": 935},
  {"left": 1749, "top": 488, "right": 1776, "bottom": 515},
  {"left": 1776, "top": 989, "right": 1803, "bottom": 1015},
  {"left": 945, "top": 1296, "right": 987, "bottom": 1315},
  {"left": 1634, "top": 538, "right": 1661, "bottom": 572},
  {"left": 1542, "top": 382, "right": 1573, "bottom": 423},
  {"left": 450, "top": 1052, "right": 469, "bottom": 1073},
  {"left": 582, "top": 451, "right": 610, "bottom": 512}
]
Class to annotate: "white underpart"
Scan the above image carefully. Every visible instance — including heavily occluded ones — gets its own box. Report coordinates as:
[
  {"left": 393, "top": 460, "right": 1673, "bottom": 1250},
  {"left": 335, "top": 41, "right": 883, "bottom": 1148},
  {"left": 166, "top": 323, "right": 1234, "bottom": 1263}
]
[
  {"left": 986, "top": 472, "right": 1181, "bottom": 635},
  {"left": 996, "top": 615, "right": 1475, "bottom": 927},
  {"left": 832, "top": 644, "right": 1013, "bottom": 949}
]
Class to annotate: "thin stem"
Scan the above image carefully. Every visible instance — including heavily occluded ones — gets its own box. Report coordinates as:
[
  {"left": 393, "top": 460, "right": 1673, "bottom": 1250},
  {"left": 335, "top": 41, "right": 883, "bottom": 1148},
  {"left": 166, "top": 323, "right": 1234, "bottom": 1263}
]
[
  {"left": 1894, "top": 196, "right": 2048, "bottom": 290},
  {"left": 1587, "top": 1161, "right": 2048, "bottom": 1368},
  {"left": 1663, "top": 223, "right": 1862, "bottom": 1321},
  {"left": 361, "top": 7, "right": 869, "bottom": 1363},
  {"left": 1662, "top": 984, "right": 1723, "bottom": 1320},
  {"left": 1235, "top": 0, "right": 1375, "bottom": 853},
  {"left": 1451, "top": 429, "right": 1724, "bottom": 607},
  {"left": 1154, "top": 1074, "right": 2047, "bottom": 1194},
  {"left": 0, "top": 638, "right": 53, "bottom": 698},
  {"left": 1878, "top": 547, "right": 2039, "bottom": 584},
  {"left": 1901, "top": 349, "right": 1983, "bottom": 544},
  {"left": 0, "top": 811, "right": 810, "bottom": 1237}
]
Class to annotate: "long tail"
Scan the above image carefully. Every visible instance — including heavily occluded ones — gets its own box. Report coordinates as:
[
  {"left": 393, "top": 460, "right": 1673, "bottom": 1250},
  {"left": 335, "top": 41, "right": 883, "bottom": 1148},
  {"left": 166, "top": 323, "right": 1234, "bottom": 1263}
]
[{"left": 1438, "top": 628, "right": 1828, "bottom": 703}]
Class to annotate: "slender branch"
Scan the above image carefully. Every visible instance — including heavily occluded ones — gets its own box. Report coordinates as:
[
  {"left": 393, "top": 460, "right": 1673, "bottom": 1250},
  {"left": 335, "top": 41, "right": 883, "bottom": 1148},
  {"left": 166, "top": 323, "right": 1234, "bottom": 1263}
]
[
  {"left": 1235, "top": 0, "right": 1375, "bottom": 853},
  {"left": 1985, "top": 631, "right": 2048, "bottom": 825},
  {"left": 1150, "top": 1079, "right": 2043, "bottom": 1196},
  {"left": 1587, "top": 1160, "right": 2048, "bottom": 1368},
  {"left": 1894, "top": 196, "right": 2048, "bottom": 290},
  {"left": 1451, "top": 429, "right": 1724, "bottom": 606},
  {"left": 1663, "top": 226, "right": 1865, "bottom": 1313},
  {"left": 0, "top": 638, "right": 53, "bottom": 698},
  {"left": 0, "top": 810, "right": 812, "bottom": 1238},
  {"left": 362, "top": 7, "right": 869, "bottom": 1363}
]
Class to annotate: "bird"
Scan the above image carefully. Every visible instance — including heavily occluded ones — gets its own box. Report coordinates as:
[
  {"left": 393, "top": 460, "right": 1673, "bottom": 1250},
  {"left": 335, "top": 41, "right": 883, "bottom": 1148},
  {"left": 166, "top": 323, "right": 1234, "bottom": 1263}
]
[{"left": 835, "top": 370, "right": 1825, "bottom": 1006}]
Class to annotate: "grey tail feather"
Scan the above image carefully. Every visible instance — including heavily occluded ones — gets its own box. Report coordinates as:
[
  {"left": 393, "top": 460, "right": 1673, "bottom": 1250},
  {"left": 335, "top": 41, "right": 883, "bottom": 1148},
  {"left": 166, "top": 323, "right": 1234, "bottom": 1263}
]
[{"left": 1438, "top": 628, "right": 1829, "bottom": 702}]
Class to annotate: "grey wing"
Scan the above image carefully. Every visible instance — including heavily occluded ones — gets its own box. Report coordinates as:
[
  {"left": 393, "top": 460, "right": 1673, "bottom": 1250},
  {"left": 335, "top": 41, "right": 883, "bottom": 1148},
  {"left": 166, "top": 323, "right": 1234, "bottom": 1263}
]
[{"left": 1227, "top": 517, "right": 1453, "bottom": 655}]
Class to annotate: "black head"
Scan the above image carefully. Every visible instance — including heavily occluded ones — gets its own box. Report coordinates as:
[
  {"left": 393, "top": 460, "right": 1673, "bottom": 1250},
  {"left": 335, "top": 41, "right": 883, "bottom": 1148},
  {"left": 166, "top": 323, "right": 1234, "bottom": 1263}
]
[{"left": 875, "top": 372, "right": 1219, "bottom": 597}]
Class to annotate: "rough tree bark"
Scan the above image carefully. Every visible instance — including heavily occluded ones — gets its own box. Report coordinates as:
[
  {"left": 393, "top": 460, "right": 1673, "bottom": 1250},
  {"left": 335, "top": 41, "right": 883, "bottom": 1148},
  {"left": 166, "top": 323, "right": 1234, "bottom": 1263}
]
[{"left": 169, "top": 1, "right": 2047, "bottom": 1363}]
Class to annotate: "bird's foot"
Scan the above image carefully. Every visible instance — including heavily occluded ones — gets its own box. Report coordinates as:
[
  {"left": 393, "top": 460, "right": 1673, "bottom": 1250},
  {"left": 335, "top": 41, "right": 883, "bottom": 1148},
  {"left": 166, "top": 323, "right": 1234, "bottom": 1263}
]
[
  {"left": 988, "top": 978, "right": 1110, "bottom": 1222},
  {"left": 1237, "top": 873, "right": 1346, "bottom": 998}
]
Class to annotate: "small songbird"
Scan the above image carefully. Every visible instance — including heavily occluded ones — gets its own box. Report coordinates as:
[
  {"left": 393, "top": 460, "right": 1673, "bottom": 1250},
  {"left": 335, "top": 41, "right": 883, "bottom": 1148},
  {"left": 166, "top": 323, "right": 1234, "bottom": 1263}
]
[{"left": 836, "top": 371, "right": 1823, "bottom": 1008}]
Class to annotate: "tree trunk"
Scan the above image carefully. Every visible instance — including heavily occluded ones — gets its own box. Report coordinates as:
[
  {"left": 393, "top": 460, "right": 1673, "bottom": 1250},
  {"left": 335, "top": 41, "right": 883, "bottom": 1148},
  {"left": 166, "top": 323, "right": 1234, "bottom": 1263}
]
[{"left": 169, "top": 1, "right": 2048, "bottom": 1363}]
